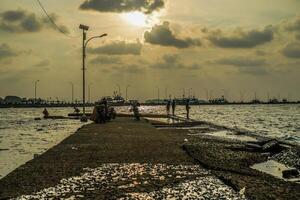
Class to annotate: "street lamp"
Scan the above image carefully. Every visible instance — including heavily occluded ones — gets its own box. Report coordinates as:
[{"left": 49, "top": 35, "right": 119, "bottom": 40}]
[
  {"left": 156, "top": 86, "right": 160, "bottom": 104},
  {"left": 126, "top": 85, "right": 130, "bottom": 102},
  {"left": 181, "top": 88, "right": 185, "bottom": 99},
  {"left": 188, "top": 88, "right": 193, "bottom": 99},
  {"left": 69, "top": 82, "right": 74, "bottom": 104},
  {"left": 88, "top": 83, "right": 93, "bottom": 103},
  {"left": 79, "top": 24, "right": 107, "bottom": 122},
  {"left": 116, "top": 84, "right": 121, "bottom": 96},
  {"left": 34, "top": 80, "right": 40, "bottom": 103}
]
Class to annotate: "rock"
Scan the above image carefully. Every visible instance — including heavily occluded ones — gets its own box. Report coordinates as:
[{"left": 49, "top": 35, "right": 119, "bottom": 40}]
[
  {"left": 282, "top": 169, "right": 299, "bottom": 179},
  {"left": 245, "top": 143, "right": 262, "bottom": 151},
  {"left": 34, "top": 117, "right": 41, "bottom": 121},
  {"left": 262, "top": 140, "right": 283, "bottom": 153}
]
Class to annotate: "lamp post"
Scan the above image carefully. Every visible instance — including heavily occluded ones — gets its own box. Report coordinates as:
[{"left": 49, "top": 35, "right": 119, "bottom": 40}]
[
  {"left": 165, "top": 87, "right": 168, "bottom": 100},
  {"left": 69, "top": 82, "right": 74, "bottom": 104},
  {"left": 88, "top": 83, "right": 93, "bottom": 103},
  {"left": 116, "top": 84, "right": 121, "bottom": 96},
  {"left": 79, "top": 24, "right": 107, "bottom": 122},
  {"left": 181, "top": 88, "right": 185, "bottom": 99},
  {"left": 34, "top": 80, "right": 40, "bottom": 103},
  {"left": 126, "top": 85, "right": 130, "bottom": 102},
  {"left": 188, "top": 88, "right": 193, "bottom": 99},
  {"left": 156, "top": 86, "right": 160, "bottom": 104}
]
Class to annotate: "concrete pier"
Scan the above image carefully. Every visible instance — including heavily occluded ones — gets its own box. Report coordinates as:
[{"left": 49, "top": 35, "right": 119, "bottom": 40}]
[{"left": 1, "top": 116, "right": 298, "bottom": 199}]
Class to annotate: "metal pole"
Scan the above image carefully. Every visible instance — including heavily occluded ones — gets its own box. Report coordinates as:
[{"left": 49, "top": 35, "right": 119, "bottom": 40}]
[
  {"left": 70, "top": 82, "right": 74, "bottom": 104},
  {"left": 117, "top": 84, "right": 121, "bottom": 96},
  {"left": 35, "top": 80, "right": 39, "bottom": 103},
  {"left": 82, "top": 30, "right": 86, "bottom": 116},
  {"left": 126, "top": 85, "right": 130, "bottom": 101},
  {"left": 165, "top": 87, "right": 167, "bottom": 99}
]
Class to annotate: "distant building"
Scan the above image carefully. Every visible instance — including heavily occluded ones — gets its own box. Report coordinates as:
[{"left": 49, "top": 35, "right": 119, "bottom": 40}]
[
  {"left": 0, "top": 97, "right": 4, "bottom": 104},
  {"left": 4, "top": 96, "right": 22, "bottom": 104}
]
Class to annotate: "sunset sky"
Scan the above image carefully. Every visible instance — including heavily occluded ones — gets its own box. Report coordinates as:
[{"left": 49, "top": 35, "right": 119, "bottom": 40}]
[{"left": 0, "top": 0, "right": 300, "bottom": 101}]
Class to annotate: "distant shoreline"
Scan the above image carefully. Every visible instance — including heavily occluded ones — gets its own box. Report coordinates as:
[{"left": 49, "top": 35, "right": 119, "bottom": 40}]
[{"left": 0, "top": 102, "right": 299, "bottom": 108}]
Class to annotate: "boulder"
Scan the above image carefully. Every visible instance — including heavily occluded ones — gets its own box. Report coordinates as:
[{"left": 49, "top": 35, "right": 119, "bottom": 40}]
[
  {"left": 282, "top": 169, "right": 299, "bottom": 179},
  {"left": 262, "top": 140, "right": 283, "bottom": 153}
]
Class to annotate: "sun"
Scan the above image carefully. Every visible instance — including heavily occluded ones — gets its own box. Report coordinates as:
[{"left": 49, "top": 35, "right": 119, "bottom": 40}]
[{"left": 121, "top": 12, "right": 148, "bottom": 27}]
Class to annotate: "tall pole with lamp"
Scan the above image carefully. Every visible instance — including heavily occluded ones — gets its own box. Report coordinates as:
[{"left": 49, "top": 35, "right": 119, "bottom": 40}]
[{"left": 79, "top": 24, "right": 107, "bottom": 122}]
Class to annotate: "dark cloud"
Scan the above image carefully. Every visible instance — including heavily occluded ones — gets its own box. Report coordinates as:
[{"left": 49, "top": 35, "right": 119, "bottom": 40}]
[
  {"left": 0, "top": 9, "right": 68, "bottom": 33},
  {"left": 216, "top": 56, "right": 268, "bottom": 75},
  {"left": 79, "top": 0, "right": 165, "bottom": 14},
  {"left": 20, "top": 14, "right": 42, "bottom": 32},
  {"left": 144, "top": 22, "right": 201, "bottom": 48},
  {"left": 207, "top": 26, "right": 274, "bottom": 48},
  {"left": 89, "top": 41, "right": 142, "bottom": 55},
  {"left": 0, "top": 43, "right": 17, "bottom": 60},
  {"left": 150, "top": 54, "right": 201, "bottom": 70},
  {"left": 0, "top": 10, "right": 25, "bottom": 22},
  {"left": 281, "top": 43, "right": 300, "bottom": 59},
  {"left": 90, "top": 55, "right": 122, "bottom": 64}
]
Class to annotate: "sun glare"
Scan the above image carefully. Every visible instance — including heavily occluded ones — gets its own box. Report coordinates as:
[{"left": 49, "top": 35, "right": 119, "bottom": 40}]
[{"left": 121, "top": 12, "right": 148, "bottom": 27}]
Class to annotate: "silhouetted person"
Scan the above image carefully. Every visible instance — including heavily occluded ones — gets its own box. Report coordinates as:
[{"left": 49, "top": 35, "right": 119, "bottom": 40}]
[
  {"left": 73, "top": 107, "right": 80, "bottom": 114},
  {"left": 186, "top": 99, "right": 191, "bottom": 119},
  {"left": 131, "top": 102, "right": 140, "bottom": 121},
  {"left": 172, "top": 100, "right": 176, "bottom": 116},
  {"left": 42, "top": 108, "right": 49, "bottom": 118},
  {"left": 166, "top": 100, "right": 171, "bottom": 115}
]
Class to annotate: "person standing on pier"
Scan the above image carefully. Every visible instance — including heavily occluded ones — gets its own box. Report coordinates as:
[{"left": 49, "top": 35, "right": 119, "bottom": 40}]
[
  {"left": 171, "top": 99, "right": 176, "bottom": 116},
  {"left": 186, "top": 99, "right": 191, "bottom": 119},
  {"left": 166, "top": 100, "right": 171, "bottom": 115}
]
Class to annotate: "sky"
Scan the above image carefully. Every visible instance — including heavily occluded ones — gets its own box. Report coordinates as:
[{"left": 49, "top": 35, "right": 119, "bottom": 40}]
[{"left": 0, "top": 0, "right": 300, "bottom": 102}]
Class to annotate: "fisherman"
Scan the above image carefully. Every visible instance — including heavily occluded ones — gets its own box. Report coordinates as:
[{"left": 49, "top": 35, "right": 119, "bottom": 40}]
[
  {"left": 186, "top": 99, "right": 191, "bottom": 119},
  {"left": 73, "top": 107, "right": 80, "bottom": 114},
  {"left": 171, "top": 99, "right": 176, "bottom": 116},
  {"left": 166, "top": 100, "right": 171, "bottom": 115},
  {"left": 42, "top": 108, "right": 49, "bottom": 118},
  {"left": 131, "top": 102, "right": 140, "bottom": 121}
]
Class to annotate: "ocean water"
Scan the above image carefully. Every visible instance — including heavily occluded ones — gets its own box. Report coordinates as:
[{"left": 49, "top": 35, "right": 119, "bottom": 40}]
[
  {"left": 0, "top": 105, "right": 299, "bottom": 178},
  {"left": 118, "top": 104, "right": 300, "bottom": 143},
  {"left": 0, "top": 108, "right": 91, "bottom": 178}
]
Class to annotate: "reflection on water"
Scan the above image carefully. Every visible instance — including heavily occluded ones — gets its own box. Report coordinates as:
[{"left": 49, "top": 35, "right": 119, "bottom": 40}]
[
  {"left": 0, "top": 107, "right": 90, "bottom": 178},
  {"left": 118, "top": 105, "right": 300, "bottom": 144}
]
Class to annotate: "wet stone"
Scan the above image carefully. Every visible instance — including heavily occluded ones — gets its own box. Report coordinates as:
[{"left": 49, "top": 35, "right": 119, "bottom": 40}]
[{"left": 14, "top": 163, "right": 245, "bottom": 200}]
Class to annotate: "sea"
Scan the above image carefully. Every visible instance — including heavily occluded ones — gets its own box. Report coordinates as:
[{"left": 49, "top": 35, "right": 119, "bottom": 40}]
[{"left": 0, "top": 105, "right": 299, "bottom": 178}]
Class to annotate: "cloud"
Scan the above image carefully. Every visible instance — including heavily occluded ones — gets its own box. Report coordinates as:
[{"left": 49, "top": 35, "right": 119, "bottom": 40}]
[
  {"left": 89, "top": 40, "right": 142, "bottom": 55},
  {"left": 144, "top": 21, "right": 201, "bottom": 48},
  {"left": 285, "top": 16, "right": 300, "bottom": 32},
  {"left": 296, "top": 34, "right": 300, "bottom": 41},
  {"left": 0, "top": 10, "right": 26, "bottom": 21},
  {"left": 217, "top": 57, "right": 266, "bottom": 67},
  {"left": 216, "top": 56, "right": 268, "bottom": 75},
  {"left": 0, "top": 43, "right": 17, "bottom": 60},
  {"left": 0, "top": 9, "right": 68, "bottom": 33},
  {"left": 33, "top": 60, "right": 50, "bottom": 67},
  {"left": 111, "top": 64, "right": 145, "bottom": 74},
  {"left": 150, "top": 54, "right": 201, "bottom": 70},
  {"left": 90, "top": 55, "right": 122, "bottom": 64},
  {"left": 281, "top": 43, "right": 300, "bottom": 59},
  {"left": 207, "top": 26, "right": 274, "bottom": 48},
  {"left": 79, "top": 0, "right": 165, "bottom": 14}
]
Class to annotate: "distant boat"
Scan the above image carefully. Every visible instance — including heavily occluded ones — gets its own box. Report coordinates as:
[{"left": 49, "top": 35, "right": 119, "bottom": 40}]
[{"left": 97, "top": 95, "right": 125, "bottom": 106}]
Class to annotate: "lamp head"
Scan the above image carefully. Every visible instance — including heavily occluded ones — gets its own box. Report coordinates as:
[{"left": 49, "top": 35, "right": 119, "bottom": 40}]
[{"left": 79, "top": 24, "right": 89, "bottom": 31}]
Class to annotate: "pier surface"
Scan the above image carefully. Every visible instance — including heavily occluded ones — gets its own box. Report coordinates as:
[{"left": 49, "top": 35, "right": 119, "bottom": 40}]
[
  {"left": 0, "top": 117, "right": 244, "bottom": 199},
  {"left": 1, "top": 116, "right": 298, "bottom": 199}
]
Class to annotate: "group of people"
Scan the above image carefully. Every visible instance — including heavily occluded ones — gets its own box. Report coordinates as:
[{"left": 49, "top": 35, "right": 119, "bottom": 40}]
[
  {"left": 166, "top": 99, "right": 191, "bottom": 119},
  {"left": 90, "top": 99, "right": 116, "bottom": 124}
]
